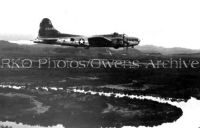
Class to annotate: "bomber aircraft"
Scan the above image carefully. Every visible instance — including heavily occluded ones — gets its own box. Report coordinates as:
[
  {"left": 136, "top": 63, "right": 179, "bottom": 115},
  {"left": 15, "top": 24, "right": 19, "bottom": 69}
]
[{"left": 34, "top": 18, "right": 140, "bottom": 49}]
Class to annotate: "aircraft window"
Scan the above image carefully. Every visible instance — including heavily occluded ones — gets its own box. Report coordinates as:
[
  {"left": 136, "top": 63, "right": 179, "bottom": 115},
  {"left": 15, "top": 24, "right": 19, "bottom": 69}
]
[
  {"left": 70, "top": 38, "right": 75, "bottom": 41},
  {"left": 113, "top": 32, "right": 119, "bottom": 36}
]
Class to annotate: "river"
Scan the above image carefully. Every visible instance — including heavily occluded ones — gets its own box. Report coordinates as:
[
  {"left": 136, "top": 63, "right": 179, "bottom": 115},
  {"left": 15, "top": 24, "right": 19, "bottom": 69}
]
[{"left": 0, "top": 85, "right": 200, "bottom": 128}]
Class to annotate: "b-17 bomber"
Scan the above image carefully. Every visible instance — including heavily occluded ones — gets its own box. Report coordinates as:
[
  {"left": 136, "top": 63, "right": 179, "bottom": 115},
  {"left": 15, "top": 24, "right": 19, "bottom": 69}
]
[{"left": 33, "top": 18, "right": 140, "bottom": 49}]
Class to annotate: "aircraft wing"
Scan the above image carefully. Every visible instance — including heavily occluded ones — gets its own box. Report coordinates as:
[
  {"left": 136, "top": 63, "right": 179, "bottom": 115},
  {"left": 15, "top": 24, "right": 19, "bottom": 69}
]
[
  {"left": 88, "top": 36, "right": 114, "bottom": 47},
  {"left": 89, "top": 36, "right": 112, "bottom": 41}
]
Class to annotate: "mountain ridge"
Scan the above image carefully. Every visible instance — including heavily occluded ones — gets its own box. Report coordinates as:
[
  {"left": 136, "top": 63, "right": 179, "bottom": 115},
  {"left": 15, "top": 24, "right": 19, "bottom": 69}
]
[
  {"left": 135, "top": 45, "right": 200, "bottom": 55},
  {"left": 1, "top": 40, "right": 200, "bottom": 57}
]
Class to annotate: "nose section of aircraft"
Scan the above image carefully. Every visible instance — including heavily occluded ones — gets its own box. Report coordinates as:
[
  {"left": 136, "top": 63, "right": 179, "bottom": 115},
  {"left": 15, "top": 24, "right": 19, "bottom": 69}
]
[
  {"left": 127, "top": 37, "right": 140, "bottom": 45},
  {"left": 136, "top": 38, "right": 140, "bottom": 44}
]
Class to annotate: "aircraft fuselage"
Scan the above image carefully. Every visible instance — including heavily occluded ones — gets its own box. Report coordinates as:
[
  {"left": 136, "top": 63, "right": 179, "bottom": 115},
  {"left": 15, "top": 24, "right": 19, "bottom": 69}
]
[{"left": 33, "top": 18, "right": 140, "bottom": 49}]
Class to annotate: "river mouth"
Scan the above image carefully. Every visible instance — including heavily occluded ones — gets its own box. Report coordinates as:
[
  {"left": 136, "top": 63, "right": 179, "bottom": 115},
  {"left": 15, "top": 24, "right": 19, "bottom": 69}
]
[{"left": 0, "top": 84, "right": 183, "bottom": 128}]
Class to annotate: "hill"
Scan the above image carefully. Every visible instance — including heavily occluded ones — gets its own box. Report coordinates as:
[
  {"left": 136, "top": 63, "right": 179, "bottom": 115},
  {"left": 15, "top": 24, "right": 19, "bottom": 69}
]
[
  {"left": 0, "top": 40, "right": 143, "bottom": 58},
  {"left": 135, "top": 45, "right": 200, "bottom": 55}
]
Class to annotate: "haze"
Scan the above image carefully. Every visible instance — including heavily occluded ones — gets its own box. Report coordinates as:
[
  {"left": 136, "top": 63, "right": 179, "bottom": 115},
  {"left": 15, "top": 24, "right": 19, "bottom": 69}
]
[{"left": 0, "top": 0, "right": 200, "bottom": 49}]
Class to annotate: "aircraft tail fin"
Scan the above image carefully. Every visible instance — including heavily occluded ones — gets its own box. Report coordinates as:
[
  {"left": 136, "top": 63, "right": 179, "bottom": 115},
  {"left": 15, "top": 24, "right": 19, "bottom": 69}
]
[{"left": 38, "top": 18, "right": 60, "bottom": 38}]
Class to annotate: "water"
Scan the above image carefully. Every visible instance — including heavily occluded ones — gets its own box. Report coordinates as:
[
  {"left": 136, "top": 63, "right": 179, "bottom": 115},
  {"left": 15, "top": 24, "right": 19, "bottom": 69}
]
[
  {"left": 0, "top": 85, "right": 200, "bottom": 128},
  {"left": 123, "top": 97, "right": 200, "bottom": 128},
  {"left": 73, "top": 89, "right": 200, "bottom": 128},
  {"left": 0, "top": 121, "right": 64, "bottom": 128}
]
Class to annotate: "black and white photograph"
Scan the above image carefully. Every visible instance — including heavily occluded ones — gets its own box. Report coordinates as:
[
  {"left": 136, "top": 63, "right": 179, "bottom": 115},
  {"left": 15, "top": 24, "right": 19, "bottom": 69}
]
[{"left": 0, "top": 0, "right": 200, "bottom": 128}]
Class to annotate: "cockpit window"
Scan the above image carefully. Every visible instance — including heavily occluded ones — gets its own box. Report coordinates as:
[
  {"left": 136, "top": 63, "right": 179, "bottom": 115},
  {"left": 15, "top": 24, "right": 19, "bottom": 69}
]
[{"left": 113, "top": 32, "right": 119, "bottom": 36}]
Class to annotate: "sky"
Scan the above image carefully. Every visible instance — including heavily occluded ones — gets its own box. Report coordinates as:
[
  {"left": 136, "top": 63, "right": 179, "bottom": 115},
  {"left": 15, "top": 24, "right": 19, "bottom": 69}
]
[{"left": 0, "top": 0, "right": 200, "bottom": 49}]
